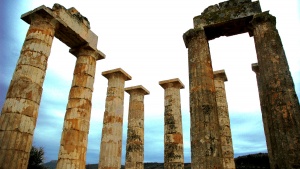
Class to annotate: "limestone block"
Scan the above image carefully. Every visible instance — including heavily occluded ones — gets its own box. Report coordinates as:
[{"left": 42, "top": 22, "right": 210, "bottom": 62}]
[
  {"left": 71, "top": 74, "right": 94, "bottom": 90},
  {"left": 69, "top": 87, "right": 92, "bottom": 100},
  {"left": 1, "top": 98, "right": 39, "bottom": 118},
  {"left": 7, "top": 78, "right": 42, "bottom": 103},
  {"left": 13, "top": 65, "right": 45, "bottom": 86},
  {"left": 67, "top": 98, "right": 91, "bottom": 110}
]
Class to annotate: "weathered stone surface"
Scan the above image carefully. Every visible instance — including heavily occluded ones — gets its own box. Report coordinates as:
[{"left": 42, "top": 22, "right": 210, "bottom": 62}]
[
  {"left": 21, "top": 4, "right": 103, "bottom": 54},
  {"left": 124, "top": 85, "right": 149, "bottom": 169},
  {"left": 1, "top": 3, "right": 104, "bottom": 169},
  {"left": 193, "top": 0, "right": 261, "bottom": 40},
  {"left": 252, "top": 63, "right": 274, "bottom": 169},
  {"left": 57, "top": 47, "right": 100, "bottom": 169},
  {"left": 159, "top": 78, "right": 185, "bottom": 169},
  {"left": 251, "top": 12, "right": 300, "bottom": 168},
  {"left": 214, "top": 70, "right": 235, "bottom": 169},
  {"left": 183, "top": 28, "right": 223, "bottom": 169},
  {"left": 0, "top": 12, "right": 57, "bottom": 169},
  {"left": 99, "top": 68, "right": 131, "bottom": 169}
]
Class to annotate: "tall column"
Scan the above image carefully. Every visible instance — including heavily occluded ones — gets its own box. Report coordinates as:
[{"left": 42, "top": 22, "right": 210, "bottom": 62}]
[
  {"left": 56, "top": 46, "right": 105, "bottom": 169},
  {"left": 0, "top": 13, "right": 57, "bottom": 169},
  {"left": 98, "top": 68, "right": 131, "bottom": 169},
  {"left": 213, "top": 70, "right": 235, "bottom": 169},
  {"left": 183, "top": 29, "right": 223, "bottom": 169},
  {"left": 251, "top": 11, "right": 300, "bottom": 169},
  {"left": 124, "top": 85, "right": 149, "bottom": 169},
  {"left": 159, "top": 78, "right": 185, "bottom": 169},
  {"left": 252, "top": 63, "right": 274, "bottom": 169}
]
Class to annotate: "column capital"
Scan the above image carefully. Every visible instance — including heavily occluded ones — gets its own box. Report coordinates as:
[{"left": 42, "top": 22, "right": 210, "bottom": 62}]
[
  {"left": 251, "top": 63, "right": 259, "bottom": 73},
  {"left": 69, "top": 44, "right": 105, "bottom": 60},
  {"left": 183, "top": 28, "right": 205, "bottom": 48},
  {"left": 251, "top": 11, "right": 276, "bottom": 27},
  {"left": 213, "top": 69, "right": 228, "bottom": 82},
  {"left": 102, "top": 68, "right": 132, "bottom": 81},
  {"left": 159, "top": 78, "right": 185, "bottom": 89},
  {"left": 125, "top": 85, "right": 150, "bottom": 95}
]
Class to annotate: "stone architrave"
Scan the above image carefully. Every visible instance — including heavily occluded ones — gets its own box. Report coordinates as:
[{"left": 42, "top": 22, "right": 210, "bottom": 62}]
[
  {"left": 183, "top": 28, "right": 223, "bottom": 169},
  {"left": 0, "top": 12, "right": 58, "bottom": 169},
  {"left": 159, "top": 78, "right": 185, "bottom": 169},
  {"left": 251, "top": 12, "right": 300, "bottom": 168},
  {"left": 99, "top": 68, "right": 132, "bottom": 169},
  {"left": 124, "top": 85, "right": 150, "bottom": 169},
  {"left": 251, "top": 63, "right": 274, "bottom": 169},
  {"left": 213, "top": 70, "right": 235, "bottom": 169},
  {"left": 56, "top": 46, "right": 105, "bottom": 169}
]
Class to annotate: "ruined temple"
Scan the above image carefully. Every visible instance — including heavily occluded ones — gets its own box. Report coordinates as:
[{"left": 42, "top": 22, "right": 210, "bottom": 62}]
[{"left": 0, "top": 0, "right": 299, "bottom": 169}]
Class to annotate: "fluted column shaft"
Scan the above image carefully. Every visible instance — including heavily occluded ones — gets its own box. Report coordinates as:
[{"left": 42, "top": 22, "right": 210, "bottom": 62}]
[
  {"left": 183, "top": 29, "right": 223, "bottom": 169},
  {"left": 0, "top": 13, "right": 57, "bottom": 169},
  {"left": 160, "top": 78, "right": 185, "bottom": 169},
  {"left": 124, "top": 86, "right": 149, "bottom": 169},
  {"left": 251, "top": 12, "right": 300, "bottom": 169},
  {"left": 99, "top": 68, "right": 131, "bottom": 169},
  {"left": 252, "top": 63, "right": 274, "bottom": 169},
  {"left": 213, "top": 70, "right": 235, "bottom": 169},
  {"left": 56, "top": 47, "right": 104, "bottom": 169}
]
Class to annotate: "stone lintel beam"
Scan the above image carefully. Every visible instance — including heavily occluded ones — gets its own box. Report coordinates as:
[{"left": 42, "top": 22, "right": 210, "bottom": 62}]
[
  {"left": 213, "top": 69, "right": 228, "bottom": 82},
  {"left": 125, "top": 85, "right": 150, "bottom": 95},
  {"left": 21, "top": 4, "right": 103, "bottom": 52},
  {"left": 159, "top": 78, "right": 185, "bottom": 89},
  {"left": 69, "top": 44, "right": 106, "bottom": 60},
  {"left": 102, "top": 68, "right": 132, "bottom": 81},
  {"left": 193, "top": 0, "right": 262, "bottom": 40}
]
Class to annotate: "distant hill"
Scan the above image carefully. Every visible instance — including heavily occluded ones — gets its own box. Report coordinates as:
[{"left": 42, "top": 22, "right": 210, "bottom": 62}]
[{"left": 43, "top": 153, "right": 269, "bottom": 169}]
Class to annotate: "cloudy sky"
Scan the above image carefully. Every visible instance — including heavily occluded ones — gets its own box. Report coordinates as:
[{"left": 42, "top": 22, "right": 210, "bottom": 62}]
[{"left": 1, "top": 0, "right": 299, "bottom": 164}]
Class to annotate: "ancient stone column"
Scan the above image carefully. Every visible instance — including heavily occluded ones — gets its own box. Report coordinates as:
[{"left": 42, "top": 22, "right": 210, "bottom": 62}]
[
  {"left": 213, "top": 70, "right": 235, "bottom": 169},
  {"left": 251, "top": 12, "right": 300, "bottom": 169},
  {"left": 183, "top": 29, "right": 223, "bottom": 169},
  {"left": 98, "top": 68, "right": 131, "bottom": 169},
  {"left": 252, "top": 63, "right": 274, "bottom": 169},
  {"left": 159, "top": 78, "right": 185, "bottom": 169},
  {"left": 124, "top": 85, "right": 149, "bottom": 169},
  {"left": 56, "top": 46, "right": 104, "bottom": 169},
  {"left": 0, "top": 13, "right": 57, "bottom": 169}
]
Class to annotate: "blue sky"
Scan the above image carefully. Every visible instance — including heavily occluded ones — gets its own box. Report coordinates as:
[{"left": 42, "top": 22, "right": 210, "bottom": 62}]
[{"left": 0, "top": 0, "right": 299, "bottom": 164}]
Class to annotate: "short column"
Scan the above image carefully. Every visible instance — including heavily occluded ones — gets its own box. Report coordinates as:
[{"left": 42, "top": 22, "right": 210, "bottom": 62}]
[
  {"left": 124, "top": 85, "right": 149, "bottom": 169},
  {"left": 56, "top": 46, "right": 105, "bottom": 169},
  {"left": 252, "top": 63, "right": 274, "bottom": 169},
  {"left": 213, "top": 70, "right": 235, "bottom": 169},
  {"left": 98, "top": 68, "right": 132, "bottom": 169},
  {"left": 183, "top": 29, "right": 223, "bottom": 168},
  {"left": 159, "top": 78, "right": 185, "bottom": 169},
  {"left": 0, "top": 12, "right": 57, "bottom": 169},
  {"left": 251, "top": 12, "right": 300, "bottom": 168}
]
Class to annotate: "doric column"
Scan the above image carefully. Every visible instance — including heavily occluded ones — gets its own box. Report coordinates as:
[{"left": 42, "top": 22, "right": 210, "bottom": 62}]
[
  {"left": 183, "top": 29, "right": 223, "bottom": 169},
  {"left": 56, "top": 46, "right": 105, "bottom": 169},
  {"left": 159, "top": 78, "right": 185, "bottom": 169},
  {"left": 252, "top": 63, "right": 274, "bottom": 169},
  {"left": 124, "top": 85, "right": 149, "bottom": 169},
  {"left": 0, "top": 12, "right": 57, "bottom": 169},
  {"left": 98, "top": 68, "right": 131, "bottom": 169},
  {"left": 251, "top": 11, "right": 300, "bottom": 169},
  {"left": 213, "top": 70, "right": 235, "bottom": 169}
]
